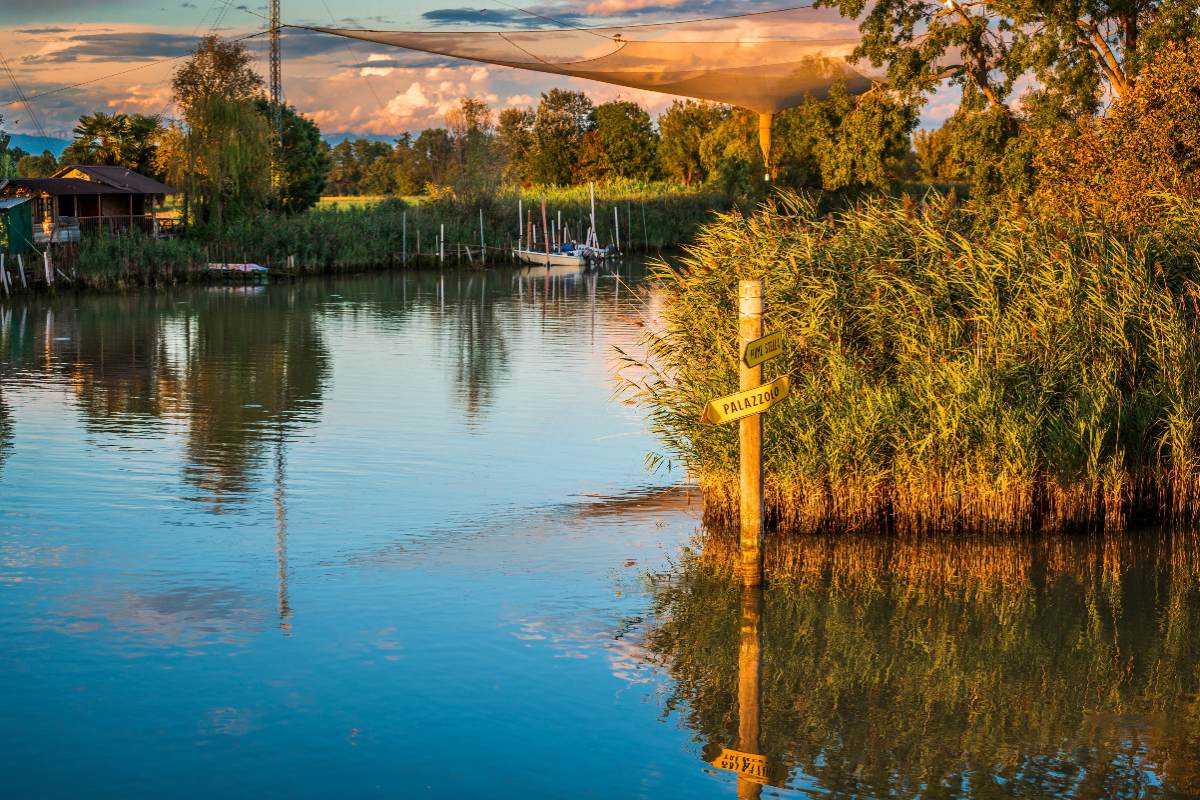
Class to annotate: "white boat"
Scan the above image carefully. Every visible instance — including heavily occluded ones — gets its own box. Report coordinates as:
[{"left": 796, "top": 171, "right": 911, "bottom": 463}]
[{"left": 512, "top": 247, "right": 584, "bottom": 267}]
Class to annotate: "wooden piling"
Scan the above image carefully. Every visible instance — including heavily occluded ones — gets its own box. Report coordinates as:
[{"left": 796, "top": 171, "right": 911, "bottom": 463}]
[{"left": 738, "top": 279, "right": 764, "bottom": 586}]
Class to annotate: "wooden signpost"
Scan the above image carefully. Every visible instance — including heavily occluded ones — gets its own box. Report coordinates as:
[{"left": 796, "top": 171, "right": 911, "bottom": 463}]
[{"left": 699, "top": 280, "right": 786, "bottom": 587}]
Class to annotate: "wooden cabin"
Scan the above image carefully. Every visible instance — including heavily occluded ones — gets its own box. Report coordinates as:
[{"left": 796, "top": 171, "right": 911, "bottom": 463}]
[{"left": 0, "top": 166, "right": 175, "bottom": 244}]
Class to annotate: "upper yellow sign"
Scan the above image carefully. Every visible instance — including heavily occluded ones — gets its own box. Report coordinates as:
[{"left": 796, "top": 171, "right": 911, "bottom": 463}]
[
  {"left": 710, "top": 748, "right": 768, "bottom": 784},
  {"left": 744, "top": 331, "right": 783, "bottom": 368},
  {"left": 701, "top": 375, "right": 791, "bottom": 425}
]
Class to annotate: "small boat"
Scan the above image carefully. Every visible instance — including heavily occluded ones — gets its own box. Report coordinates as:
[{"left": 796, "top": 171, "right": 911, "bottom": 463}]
[{"left": 512, "top": 247, "right": 584, "bottom": 267}]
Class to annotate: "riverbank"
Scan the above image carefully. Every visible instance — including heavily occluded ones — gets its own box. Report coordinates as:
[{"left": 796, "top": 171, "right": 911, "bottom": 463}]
[
  {"left": 0, "top": 182, "right": 730, "bottom": 295},
  {"left": 626, "top": 190, "right": 1200, "bottom": 535}
]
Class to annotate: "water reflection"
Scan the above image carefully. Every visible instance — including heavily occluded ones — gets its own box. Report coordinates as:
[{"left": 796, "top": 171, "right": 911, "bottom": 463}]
[
  {"left": 0, "top": 264, "right": 636, "bottom": 508},
  {"left": 645, "top": 531, "right": 1200, "bottom": 798}
]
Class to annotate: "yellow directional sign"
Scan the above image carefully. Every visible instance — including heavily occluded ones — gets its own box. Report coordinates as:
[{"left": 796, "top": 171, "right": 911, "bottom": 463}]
[
  {"left": 701, "top": 375, "right": 790, "bottom": 426},
  {"left": 710, "top": 748, "right": 768, "bottom": 784},
  {"left": 744, "top": 331, "right": 783, "bottom": 368}
]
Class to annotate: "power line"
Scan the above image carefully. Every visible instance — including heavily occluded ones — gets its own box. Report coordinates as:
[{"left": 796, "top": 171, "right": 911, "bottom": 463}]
[
  {"left": 0, "top": 29, "right": 271, "bottom": 111},
  {"left": 0, "top": 51, "right": 49, "bottom": 139}
]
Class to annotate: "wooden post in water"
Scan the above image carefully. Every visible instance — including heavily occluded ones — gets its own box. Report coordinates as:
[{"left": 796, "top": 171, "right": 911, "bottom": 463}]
[
  {"left": 439, "top": 223, "right": 444, "bottom": 265},
  {"left": 402, "top": 211, "right": 407, "bottom": 264},
  {"left": 739, "top": 279, "right": 764, "bottom": 587},
  {"left": 738, "top": 584, "right": 764, "bottom": 799},
  {"left": 613, "top": 206, "right": 620, "bottom": 252},
  {"left": 479, "top": 208, "right": 486, "bottom": 265}
]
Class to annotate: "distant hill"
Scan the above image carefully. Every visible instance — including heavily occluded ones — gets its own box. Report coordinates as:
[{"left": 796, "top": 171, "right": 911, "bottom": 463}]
[
  {"left": 7, "top": 134, "right": 71, "bottom": 157},
  {"left": 322, "top": 132, "right": 400, "bottom": 147}
]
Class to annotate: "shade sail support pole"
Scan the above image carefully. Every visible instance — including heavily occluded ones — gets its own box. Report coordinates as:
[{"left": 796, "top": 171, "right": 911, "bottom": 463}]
[{"left": 758, "top": 113, "right": 772, "bottom": 183}]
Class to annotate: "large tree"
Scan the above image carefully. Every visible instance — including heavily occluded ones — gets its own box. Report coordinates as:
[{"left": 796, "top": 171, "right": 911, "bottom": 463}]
[
  {"left": 658, "top": 100, "right": 728, "bottom": 185},
  {"left": 818, "top": 0, "right": 1200, "bottom": 116},
  {"left": 445, "top": 97, "right": 497, "bottom": 199},
  {"left": 162, "top": 37, "right": 275, "bottom": 228},
  {"left": 172, "top": 35, "right": 264, "bottom": 123},
  {"left": 256, "top": 99, "right": 329, "bottom": 214},
  {"left": 18, "top": 150, "right": 59, "bottom": 178},
  {"left": 529, "top": 89, "right": 593, "bottom": 185},
  {"left": 496, "top": 107, "right": 534, "bottom": 185},
  {"left": 579, "top": 100, "right": 658, "bottom": 181}
]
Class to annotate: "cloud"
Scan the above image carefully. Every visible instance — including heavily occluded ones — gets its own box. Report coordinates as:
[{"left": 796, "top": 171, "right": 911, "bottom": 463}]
[
  {"left": 505, "top": 94, "right": 533, "bottom": 106},
  {"left": 24, "top": 32, "right": 199, "bottom": 64},
  {"left": 385, "top": 82, "right": 432, "bottom": 118},
  {"left": 421, "top": 7, "right": 584, "bottom": 28}
]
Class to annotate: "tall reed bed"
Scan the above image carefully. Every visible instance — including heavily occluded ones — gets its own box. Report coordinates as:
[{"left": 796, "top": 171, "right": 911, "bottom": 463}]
[{"left": 623, "top": 192, "right": 1200, "bottom": 534}]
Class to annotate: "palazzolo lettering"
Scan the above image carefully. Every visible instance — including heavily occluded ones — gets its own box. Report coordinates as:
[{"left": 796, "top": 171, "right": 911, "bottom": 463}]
[{"left": 701, "top": 376, "right": 791, "bottom": 425}]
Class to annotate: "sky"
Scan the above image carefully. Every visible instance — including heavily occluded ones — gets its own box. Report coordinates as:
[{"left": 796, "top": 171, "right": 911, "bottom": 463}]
[{"left": 0, "top": 1, "right": 962, "bottom": 142}]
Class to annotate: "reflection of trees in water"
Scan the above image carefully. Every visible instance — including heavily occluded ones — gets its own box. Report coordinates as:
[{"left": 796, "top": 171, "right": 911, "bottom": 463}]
[
  {"left": 2, "top": 290, "right": 329, "bottom": 508},
  {"left": 645, "top": 531, "right": 1200, "bottom": 797},
  {"left": 174, "top": 288, "right": 329, "bottom": 506},
  {"left": 447, "top": 273, "right": 509, "bottom": 419}
]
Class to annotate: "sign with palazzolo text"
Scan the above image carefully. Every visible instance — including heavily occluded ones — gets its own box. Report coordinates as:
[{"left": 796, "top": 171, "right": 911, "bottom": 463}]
[
  {"left": 743, "top": 331, "right": 783, "bottom": 368},
  {"left": 700, "top": 375, "right": 790, "bottom": 425},
  {"left": 710, "top": 748, "right": 768, "bottom": 783}
]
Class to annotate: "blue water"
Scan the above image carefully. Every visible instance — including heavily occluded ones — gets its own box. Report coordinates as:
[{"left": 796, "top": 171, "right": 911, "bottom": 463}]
[
  {"left": 0, "top": 268, "right": 731, "bottom": 799},
  {"left": 3, "top": 267, "right": 1198, "bottom": 799}
]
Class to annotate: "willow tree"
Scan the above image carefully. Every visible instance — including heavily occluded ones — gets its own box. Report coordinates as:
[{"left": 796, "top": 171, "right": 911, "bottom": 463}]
[
  {"left": 164, "top": 36, "right": 270, "bottom": 229},
  {"left": 159, "top": 97, "right": 271, "bottom": 230}
]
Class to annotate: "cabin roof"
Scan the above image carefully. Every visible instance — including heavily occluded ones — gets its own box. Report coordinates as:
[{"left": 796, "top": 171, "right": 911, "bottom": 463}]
[
  {"left": 0, "top": 197, "right": 33, "bottom": 210},
  {"left": 2, "top": 178, "right": 134, "bottom": 196},
  {"left": 52, "top": 165, "right": 175, "bottom": 195}
]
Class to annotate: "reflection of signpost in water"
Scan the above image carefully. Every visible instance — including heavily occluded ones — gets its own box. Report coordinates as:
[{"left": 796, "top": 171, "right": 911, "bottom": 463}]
[
  {"left": 709, "top": 584, "right": 766, "bottom": 797},
  {"left": 700, "top": 280, "right": 787, "bottom": 587}
]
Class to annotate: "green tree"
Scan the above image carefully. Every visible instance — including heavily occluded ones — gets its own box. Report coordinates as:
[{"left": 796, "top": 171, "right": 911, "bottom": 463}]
[
  {"left": 658, "top": 100, "right": 728, "bottom": 185},
  {"left": 412, "top": 127, "right": 455, "bottom": 189},
  {"left": 817, "top": 0, "right": 1200, "bottom": 117},
  {"left": 165, "top": 36, "right": 269, "bottom": 227},
  {"left": 256, "top": 100, "right": 330, "bottom": 214},
  {"left": 445, "top": 97, "right": 497, "bottom": 199},
  {"left": 17, "top": 149, "right": 59, "bottom": 178},
  {"left": 529, "top": 89, "right": 593, "bottom": 185},
  {"left": 579, "top": 100, "right": 658, "bottom": 181},
  {"left": 172, "top": 35, "right": 264, "bottom": 122},
  {"left": 496, "top": 107, "right": 534, "bottom": 185},
  {"left": 61, "top": 112, "right": 164, "bottom": 175}
]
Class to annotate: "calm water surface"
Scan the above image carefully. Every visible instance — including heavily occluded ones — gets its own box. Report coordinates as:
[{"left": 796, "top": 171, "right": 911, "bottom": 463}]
[{"left": 1, "top": 266, "right": 1197, "bottom": 798}]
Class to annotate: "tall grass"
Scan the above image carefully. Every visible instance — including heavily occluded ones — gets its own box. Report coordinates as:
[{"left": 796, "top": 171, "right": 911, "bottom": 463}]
[{"left": 623, "top": 191, "right": 1200, "bottom": 534}]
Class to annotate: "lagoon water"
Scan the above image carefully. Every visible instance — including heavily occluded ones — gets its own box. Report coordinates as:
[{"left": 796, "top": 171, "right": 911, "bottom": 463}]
[{"left": 1, "top": 267, "right": 1197, "bottom": 798}]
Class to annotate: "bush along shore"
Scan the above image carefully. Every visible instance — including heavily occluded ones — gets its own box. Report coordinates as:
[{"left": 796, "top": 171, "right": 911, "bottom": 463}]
[
  {"left": 624, "top": 191, "right": 1200, "bottom": 535},
  {"left": 2, "top": 182, "right": 731, "bottom": 295}
]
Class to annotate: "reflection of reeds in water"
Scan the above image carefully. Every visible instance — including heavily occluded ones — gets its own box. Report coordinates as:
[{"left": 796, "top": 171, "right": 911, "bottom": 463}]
[{"left": 646, "top": 528, "right": 1200, "bottom": 795}]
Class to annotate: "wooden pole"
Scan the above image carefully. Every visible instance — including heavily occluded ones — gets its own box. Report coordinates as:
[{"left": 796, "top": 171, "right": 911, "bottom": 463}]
[
  {"left": 479, "top": 208, "right": 486, "bottom": 265},
  {"left": 613, "top": 205, "right": 620, "bottom": 252},
  {"left": 737, "top": 584, "right": 763, "bottom": 800},
  {"left": 0, "top": 253, "right": 8, "bottom": 296},
  {"left": 402, "top": 211, "right": 407, "bottom": 264},
  {"left": 541, "top": 198, "right": 550, "bottom": 266},
  {"left": 17, "top": 254, "right": 26, "bottom": 289},
  {"left": 739, "top": 279, "right": 764, "bottom": 586},
  {"left": 439, "top": 223, "right": 444, "bottom": 265}
]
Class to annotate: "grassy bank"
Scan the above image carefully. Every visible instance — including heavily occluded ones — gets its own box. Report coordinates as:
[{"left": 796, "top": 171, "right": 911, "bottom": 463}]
[
  {"left": 624, "top": 191, "right": 1200, "bottom": 534},
  {"left": 28, "top": 181, "right": 729, "bottom": 292}
]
